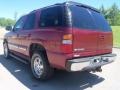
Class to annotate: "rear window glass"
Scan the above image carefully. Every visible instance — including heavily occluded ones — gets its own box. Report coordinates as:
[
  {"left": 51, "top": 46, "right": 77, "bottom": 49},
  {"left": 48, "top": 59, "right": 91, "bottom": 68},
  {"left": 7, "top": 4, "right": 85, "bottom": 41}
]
[
  {"left": 90, "top": 10, "right": 111, "bottom": 31},
  {"left": 69, "top": 5, "right": 111, "bottom": 31},
  {"left": 69, "top": 6, "right": 97, "bottom": 30}
]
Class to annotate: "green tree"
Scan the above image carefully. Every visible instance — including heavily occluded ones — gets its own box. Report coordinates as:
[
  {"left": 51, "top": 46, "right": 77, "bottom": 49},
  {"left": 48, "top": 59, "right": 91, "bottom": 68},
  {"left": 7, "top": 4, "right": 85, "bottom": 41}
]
[
  {"left": 99, "top": 5, "right": 106, "bottom": 15},
  {"left": 0, "top": 18, "right": 15, "bottom": 27},
  {"left": 99, "top": 5, "right": 109, "bottom": 22},
  {"left": 108, "top": 3, "right": 120, "bottom": 25},
  {"left": 99, "top": 3, "right": 120, "bottom": 26}
]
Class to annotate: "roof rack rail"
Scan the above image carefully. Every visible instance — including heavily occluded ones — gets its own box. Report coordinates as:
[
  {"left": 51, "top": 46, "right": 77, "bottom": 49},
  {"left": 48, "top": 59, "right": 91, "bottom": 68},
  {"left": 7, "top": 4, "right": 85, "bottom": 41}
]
[{"left": 29, "top": 1, "right": 100, "bottom": 14}]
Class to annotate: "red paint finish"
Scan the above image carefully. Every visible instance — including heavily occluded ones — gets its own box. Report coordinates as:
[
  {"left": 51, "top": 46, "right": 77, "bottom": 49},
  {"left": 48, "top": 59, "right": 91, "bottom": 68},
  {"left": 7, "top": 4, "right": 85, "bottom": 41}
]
[
  {"left": 46, "top": 28, "right": 112, "bottom": 69},
  {"left": 97, "top": 32, "right": 112, "bottom": 54},
  {"left": 73, "top": 28, "right": 98, "bottom": 53},
  {"left": 4, "top": 27, "right": 113, "bottom": 70},
  {"left": 72, "top": 28, "right": 112, "bottom": 56}
]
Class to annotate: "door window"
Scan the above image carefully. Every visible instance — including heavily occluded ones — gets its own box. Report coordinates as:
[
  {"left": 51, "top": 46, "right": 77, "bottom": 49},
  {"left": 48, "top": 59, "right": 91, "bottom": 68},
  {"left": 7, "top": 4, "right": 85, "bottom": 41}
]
[{"left": 13, "top": 16, "right": 26, "bottom": 31}]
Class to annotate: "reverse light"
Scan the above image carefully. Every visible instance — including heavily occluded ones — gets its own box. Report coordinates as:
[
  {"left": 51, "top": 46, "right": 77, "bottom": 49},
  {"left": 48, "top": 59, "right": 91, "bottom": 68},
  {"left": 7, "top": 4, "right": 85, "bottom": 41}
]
[{"left": 62, "top": 40, "right": 72, "bottom": 44}]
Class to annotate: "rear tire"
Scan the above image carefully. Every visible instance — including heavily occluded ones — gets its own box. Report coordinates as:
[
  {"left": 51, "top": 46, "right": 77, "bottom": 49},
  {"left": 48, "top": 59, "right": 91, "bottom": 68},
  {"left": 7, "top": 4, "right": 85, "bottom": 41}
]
[
  {"left": 3, "top": 42, "right": 10, "bottom": 59},
  {"left": 31, "top": 51, "right": 54, "bottom": 80}
]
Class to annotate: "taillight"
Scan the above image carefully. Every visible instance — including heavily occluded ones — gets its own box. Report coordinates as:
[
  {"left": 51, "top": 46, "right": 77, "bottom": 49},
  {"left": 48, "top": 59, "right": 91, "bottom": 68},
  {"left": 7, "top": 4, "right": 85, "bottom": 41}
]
[
  {"left": 63, "top": 34, "right": 72, "bottom": 40},
  {"left": 62, "top": 34, "right": 72, "bottom": 44},
  {"left": 61, "top": 34, "right": 73, "bottom": 53}
]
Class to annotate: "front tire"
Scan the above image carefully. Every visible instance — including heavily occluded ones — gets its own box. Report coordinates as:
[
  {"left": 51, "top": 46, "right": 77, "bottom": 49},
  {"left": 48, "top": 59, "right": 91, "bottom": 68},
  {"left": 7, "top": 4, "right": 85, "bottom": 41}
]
[
  {"left": 31, "top": 51, "right": 54, "bottom": 80},
  {"left": 3, "top": 42, "right": 10, "bottom": 58}
]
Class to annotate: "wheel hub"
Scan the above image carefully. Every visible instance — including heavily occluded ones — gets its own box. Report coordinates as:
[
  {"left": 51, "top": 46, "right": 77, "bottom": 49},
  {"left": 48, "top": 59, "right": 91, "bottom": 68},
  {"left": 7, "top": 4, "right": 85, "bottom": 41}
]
[{"left": 33, "top": 57, "right": 44, "bottom": 76}]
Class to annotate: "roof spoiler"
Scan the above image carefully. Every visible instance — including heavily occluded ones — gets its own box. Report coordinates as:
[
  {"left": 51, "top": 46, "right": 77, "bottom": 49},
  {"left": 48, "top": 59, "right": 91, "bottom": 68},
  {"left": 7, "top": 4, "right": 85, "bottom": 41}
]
[{"left": 64, "top": 1, "right": 100, "bottom": 13}]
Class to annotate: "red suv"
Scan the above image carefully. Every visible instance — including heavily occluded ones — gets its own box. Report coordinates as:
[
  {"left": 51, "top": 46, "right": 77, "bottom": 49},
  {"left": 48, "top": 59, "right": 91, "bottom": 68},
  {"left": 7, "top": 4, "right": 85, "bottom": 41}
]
[{"left": 4, "top": 1, "right": 116, "bottom": 80}]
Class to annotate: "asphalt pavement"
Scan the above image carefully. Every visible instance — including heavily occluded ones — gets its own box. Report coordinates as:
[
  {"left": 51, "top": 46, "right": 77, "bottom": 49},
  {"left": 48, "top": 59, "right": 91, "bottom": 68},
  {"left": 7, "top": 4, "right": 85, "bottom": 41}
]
[{"left": 0, "top": 40, "right": 120, "bottom": 90}]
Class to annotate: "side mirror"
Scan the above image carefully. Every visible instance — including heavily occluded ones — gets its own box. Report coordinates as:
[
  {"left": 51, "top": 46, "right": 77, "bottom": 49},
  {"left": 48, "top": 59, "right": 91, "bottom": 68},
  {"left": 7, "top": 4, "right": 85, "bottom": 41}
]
[{"left": 5, "top": 26, "right": 12, "bottom": 31}]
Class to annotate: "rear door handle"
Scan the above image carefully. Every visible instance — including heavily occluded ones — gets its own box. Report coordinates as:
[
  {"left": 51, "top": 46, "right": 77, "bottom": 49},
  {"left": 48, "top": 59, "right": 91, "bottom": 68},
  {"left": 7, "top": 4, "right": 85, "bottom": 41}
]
[
  {"left": 28, "top": 34, "right": 31, "bottom": 37},
  {"left": 17, "top": 34, "right": 19, "bottom": 37},
  {"left": 23, "top": 34, "right": 31, "bottom": 37},
  {"left": 99, "top": 35, "right": 104, "bottom": 39}
]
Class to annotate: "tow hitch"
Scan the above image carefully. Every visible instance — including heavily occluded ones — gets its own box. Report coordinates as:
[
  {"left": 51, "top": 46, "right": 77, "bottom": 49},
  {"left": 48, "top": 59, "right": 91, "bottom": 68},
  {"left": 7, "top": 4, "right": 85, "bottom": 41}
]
[{"left": 92, "top": 67, "right": 102, "bottom": 72}]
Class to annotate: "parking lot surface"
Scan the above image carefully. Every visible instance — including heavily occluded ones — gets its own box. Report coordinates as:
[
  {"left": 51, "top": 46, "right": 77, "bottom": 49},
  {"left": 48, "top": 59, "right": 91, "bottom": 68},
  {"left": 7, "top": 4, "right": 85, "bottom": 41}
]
[{"left": 0, "top": 40, "right": 120, "bottom": 90}]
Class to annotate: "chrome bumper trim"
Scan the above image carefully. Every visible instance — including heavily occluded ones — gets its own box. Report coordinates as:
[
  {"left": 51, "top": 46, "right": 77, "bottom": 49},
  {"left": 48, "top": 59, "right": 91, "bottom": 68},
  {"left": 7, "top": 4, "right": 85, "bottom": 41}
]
[{"left": 66, "top": 54, "right": 116, "bottom": 71}]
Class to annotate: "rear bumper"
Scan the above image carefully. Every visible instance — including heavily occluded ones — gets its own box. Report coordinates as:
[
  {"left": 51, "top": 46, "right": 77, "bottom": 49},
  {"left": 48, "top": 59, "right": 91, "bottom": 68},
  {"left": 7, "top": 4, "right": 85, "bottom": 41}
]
[{"left": 66, "top": 53, "right": 116, "bottom": 71}]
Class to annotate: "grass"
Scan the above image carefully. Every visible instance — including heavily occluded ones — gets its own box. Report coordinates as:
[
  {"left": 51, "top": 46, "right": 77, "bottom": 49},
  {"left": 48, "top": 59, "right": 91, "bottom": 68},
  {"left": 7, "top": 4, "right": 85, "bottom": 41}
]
[{"left": 112, "top": 26, "right": 120, "bottom": 48}]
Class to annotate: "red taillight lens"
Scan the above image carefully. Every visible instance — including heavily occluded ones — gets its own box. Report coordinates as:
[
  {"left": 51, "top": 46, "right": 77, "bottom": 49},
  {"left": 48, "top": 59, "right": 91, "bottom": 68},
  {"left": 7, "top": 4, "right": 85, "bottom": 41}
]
[{"left": 61, "top": 34, "right": 73, "bottom": 53}]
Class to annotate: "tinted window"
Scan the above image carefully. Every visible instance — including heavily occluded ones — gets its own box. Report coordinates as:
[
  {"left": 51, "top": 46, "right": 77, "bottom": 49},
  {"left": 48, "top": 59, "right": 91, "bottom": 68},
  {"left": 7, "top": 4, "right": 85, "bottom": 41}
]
[
  {"left": 91, "top": 10, "right": 111, "bottom": 31},
  {"left": 39, "top": 6, "right": 65, "bottom": 27},
  {"left": 14, "top": 16, "right": 26, "bottom": 31},
  {"left": 69, "top": 6, "right": 96, "bottom": 30},
  {"left": 23, "top": 13, "right": 36, "bottom": 30}
]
